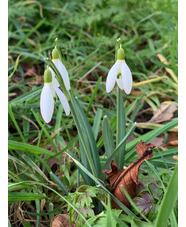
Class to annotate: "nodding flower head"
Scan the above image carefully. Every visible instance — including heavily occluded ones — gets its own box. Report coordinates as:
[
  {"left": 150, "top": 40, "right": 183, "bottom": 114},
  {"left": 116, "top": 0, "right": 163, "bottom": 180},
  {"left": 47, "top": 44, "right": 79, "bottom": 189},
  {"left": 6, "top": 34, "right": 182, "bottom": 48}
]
[
  {"left": 52, "top": 46, "right": 71, "bottom": 91},
  {"left": 40, "top": 66, "right": 70, "bottom": 123},
  {"left": 106, "top": 44, "right": 133, "bottom": 94}
]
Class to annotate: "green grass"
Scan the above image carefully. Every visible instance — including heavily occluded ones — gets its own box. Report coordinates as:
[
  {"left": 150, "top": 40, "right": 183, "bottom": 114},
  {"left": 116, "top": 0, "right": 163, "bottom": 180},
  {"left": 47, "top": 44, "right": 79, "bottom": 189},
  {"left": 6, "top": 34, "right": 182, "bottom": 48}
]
[{"left": 8, "top": 0, "right": 177, "bottom": 226}]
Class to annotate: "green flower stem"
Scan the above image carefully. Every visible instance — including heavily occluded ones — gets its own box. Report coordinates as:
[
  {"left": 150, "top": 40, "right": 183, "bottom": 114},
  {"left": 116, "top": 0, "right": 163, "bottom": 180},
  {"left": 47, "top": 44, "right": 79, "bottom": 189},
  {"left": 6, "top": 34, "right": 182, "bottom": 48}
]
[
  {"left": 44, "top": 58, "right": 71, "bottom": 101},
  {"left": 115, "top": 39, "right": 126, "bottom": 168},
  {"left": 116, "top": 87, "right": 126, "bottom": 169}
]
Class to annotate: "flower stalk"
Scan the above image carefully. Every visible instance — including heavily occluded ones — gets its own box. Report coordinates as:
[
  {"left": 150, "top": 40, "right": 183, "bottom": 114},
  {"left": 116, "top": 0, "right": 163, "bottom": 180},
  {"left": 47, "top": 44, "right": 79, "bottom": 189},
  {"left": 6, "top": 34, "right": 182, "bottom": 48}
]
[
  {"left": 116, "top": 87, "right": 126, "bottom": 168},
  {"left": 115, "top": 39, "right": 126, "bottom": 168}
]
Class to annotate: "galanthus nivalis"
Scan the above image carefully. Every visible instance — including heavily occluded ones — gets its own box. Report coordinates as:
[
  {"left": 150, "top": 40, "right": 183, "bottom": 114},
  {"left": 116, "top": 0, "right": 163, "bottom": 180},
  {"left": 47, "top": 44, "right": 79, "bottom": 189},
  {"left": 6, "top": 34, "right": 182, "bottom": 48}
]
[
  {"left": 106, "top": 45, "right": 133, "bottom": 94},
  {"left": 40, "top": 67, "right": 70, "bottom": 123},
  {"left": 52, "top": 46, "right": 70, "bottom": 91}
]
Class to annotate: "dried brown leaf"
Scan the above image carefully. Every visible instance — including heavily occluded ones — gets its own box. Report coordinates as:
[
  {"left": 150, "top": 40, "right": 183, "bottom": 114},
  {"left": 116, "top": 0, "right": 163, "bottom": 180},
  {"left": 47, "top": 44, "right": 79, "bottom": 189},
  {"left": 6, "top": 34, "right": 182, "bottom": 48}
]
[
  {"left": 168, "top": 140, "right": 178, "bottom": 146},
  {"left": 151, "top": 137, "right": 164, "bottom": 147},
  {"left": 149, "top": 103, "right": 177, "bottom": 124},
  {"left": 25, "top": 66, "right": 37, "bottom": 77},
  {"left": 166, "top": 132, "right": 178, "bottom": 147},
  {"left": 51, "top": 214, "right": 75, "bottom": 227},
  {"left": 103, "top": 141, "right": 155, "bottom": 210}
]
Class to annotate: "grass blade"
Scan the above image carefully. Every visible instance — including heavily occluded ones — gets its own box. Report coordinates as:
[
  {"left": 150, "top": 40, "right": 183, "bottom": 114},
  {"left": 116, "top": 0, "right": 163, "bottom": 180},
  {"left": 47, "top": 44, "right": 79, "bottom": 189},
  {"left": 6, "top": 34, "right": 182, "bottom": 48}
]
[
  {"left": 8, "top": 182, "right": 32, "bottom": 192},
  {"left": 125, "top": 96, "right": 143, "bottom": 117},
  {"left": 8, "top": 103, "right": 26, "bottom": 142},
  {"left": 50, "top": 172, "right": 68, "bottom": 196},
  {"left": 8, "top": 55, "right": 21, "bottom": 81},
  {"left": 32, "top": 110, "right": 59, "bottom": 153},
  {"left": 86, "top": 76, "right": 102, "bottom": 115},
  {"left": 21, "top": 154, "right": 48, "bottom": 182},
  {"left": 8, "top": 192, "right": 47, "bottom": 202},
  {"left": 8, "top": 140, "right": 54, "bottom": 156},
  {"left": 33, "top": 187, "right": 41, "bottom": 227},
  {"left": 8, "top": 218, "right": 12, "bottom": 227},
  {"left": 68, "top": 151, "right": 92, "bottom": 185},
  {"left": 105, "top": 195, "right": 114, "bottom": 227},
  {"left": 14, "top": 19, "right": 45, "bottom": 48},
  {"left": 154, "top": 164, "right": 178, "bottom": 227}
]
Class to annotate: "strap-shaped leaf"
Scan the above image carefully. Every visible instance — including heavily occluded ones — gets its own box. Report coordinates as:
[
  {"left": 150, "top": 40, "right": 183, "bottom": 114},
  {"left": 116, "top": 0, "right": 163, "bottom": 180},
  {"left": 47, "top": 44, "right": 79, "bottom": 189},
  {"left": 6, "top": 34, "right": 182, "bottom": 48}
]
[
  {"left": 102, "top": 115, "right": 115, "bottom": 160},
  {"left": 69, "top": 92, "right": 101, "bottom": 178}
]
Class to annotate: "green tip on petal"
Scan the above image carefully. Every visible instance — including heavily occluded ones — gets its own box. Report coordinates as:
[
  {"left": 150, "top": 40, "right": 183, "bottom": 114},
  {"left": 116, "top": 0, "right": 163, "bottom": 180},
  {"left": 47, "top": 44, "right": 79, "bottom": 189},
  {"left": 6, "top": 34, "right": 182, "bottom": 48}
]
[
  {"left": 116, "top": 45, "right": 125, "bottom": 60},
  {"left": 44, "top": 67, "right": 52, "bottom": 83},
  {"left": 52, "top": 46, "right": 59, "bottom": 59}
]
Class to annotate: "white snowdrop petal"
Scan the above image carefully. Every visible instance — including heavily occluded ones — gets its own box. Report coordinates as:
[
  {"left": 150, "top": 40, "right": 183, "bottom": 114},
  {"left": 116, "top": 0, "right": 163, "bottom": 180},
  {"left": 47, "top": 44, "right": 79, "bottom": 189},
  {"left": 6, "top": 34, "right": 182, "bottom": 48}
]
[
  {"left": 53, "top": 59, "right": 70, "bottom": 90},
  {"left": 121, "top": 61, "right": 133, "bottom": 94},
  {"left": 54, "top": 87, "right": 70, "bottom": 116},
  {"left": 106, "top": 62, "right": 119, "bottom": 93},
  {"left": 40, "top": 83, "right": 54, "bottom": 123},
  {"left": 49, "top": 67, "right": 60, "bottom": 88},
  {"left": 116, "top": 76, "right": 124, "bottom": 90},
  {"left": 50, "top": 84, "right": 56, "bottom": 98},
  {"left": 53, "top": 77, "right": 60, "bottom": 88}
]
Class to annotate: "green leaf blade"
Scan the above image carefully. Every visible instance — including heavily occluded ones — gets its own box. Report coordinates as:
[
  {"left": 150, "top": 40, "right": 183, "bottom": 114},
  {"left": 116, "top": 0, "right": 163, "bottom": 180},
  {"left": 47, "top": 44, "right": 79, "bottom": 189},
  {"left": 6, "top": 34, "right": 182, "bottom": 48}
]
[{"left": 154, "top": 164, "right": 178, "bottom": 227}]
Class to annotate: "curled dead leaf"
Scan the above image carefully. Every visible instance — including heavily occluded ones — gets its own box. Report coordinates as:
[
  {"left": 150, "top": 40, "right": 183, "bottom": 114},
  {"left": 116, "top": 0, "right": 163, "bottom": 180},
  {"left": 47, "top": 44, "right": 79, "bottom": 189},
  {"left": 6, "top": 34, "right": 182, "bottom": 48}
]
[
  {"left": 103, "top": 141, "right": 155, "bottom": 210},
  {"left": 51, "top": 214, "right": 75, "bottom": 227}
]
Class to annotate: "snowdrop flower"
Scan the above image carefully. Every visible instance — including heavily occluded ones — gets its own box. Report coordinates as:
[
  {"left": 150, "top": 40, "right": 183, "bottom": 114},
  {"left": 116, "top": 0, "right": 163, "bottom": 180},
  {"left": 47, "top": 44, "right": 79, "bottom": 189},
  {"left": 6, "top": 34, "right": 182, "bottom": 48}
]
[
  {"left": 40, "top": 67, "right": 70, "bottom": 123},
  {"left": 52, "top": 46, "right": 70, "bottom": 91},
  {"left": 106, "top": 45, "right": 133, "bottom": 94}
]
